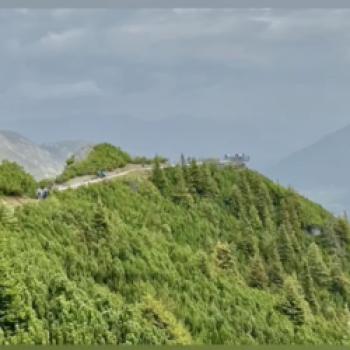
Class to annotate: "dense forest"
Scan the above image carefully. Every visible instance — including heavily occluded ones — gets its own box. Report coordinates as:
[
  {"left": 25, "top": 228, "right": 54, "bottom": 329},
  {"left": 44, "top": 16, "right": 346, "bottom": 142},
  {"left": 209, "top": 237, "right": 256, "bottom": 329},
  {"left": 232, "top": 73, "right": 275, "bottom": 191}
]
[{"left": 0, "top": 156, "right": 350, "bottom": 344}]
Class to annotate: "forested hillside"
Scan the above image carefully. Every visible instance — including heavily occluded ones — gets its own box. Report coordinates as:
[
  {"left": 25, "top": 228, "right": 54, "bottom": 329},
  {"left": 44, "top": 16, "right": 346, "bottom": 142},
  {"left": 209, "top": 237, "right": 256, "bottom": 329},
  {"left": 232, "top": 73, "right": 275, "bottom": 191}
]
[{"left": 1, "top": 160, "right": 350, "bottom": 344}]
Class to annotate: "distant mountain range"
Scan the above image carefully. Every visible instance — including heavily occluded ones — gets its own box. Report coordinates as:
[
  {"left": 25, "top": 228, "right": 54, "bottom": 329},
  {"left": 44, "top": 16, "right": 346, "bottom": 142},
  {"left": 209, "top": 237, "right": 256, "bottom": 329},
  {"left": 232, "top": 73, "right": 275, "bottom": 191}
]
[
  {"left": 0, "top": 130, "right": 91, "bottom": 180},
  {"left": 2, "top": 114, "right": 299, "bottom": 170},
  {"left": 268, "top": 124, "right": 350, "bottom": 214},
  {"left": 3, "top": 119, "right": 350, "bottom": 214}
]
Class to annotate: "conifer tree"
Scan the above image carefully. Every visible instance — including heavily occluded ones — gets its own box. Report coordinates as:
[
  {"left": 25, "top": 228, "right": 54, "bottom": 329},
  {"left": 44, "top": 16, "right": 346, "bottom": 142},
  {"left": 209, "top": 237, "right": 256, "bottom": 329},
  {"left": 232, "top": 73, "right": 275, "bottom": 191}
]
[
  {"left": 301, "top": 261, "right": 319, "bottom": 313},
  {"left": 318, "top": 221, "right": 339, "bottom": 256},
  {"left": 278, "top": 198, "right": 293, "bottom": 231},
  {"left": 247, "top": 205, "right": 263, "bottom": 232},
  {"left": 265, "top": 242, "right": 284, "bottom": 288},
  {"left": 0, "top": 234, "right": 28, "bottom": 333},
  {"left": 197, "top": 164, "right": 218, "bottom": 197},
  {"left": 277, "top": 224, "right": 295, "bottom": 273},
  {"left": 237, "top": 173, "right": 254, "bottom": 208},
  {"left": 278, "top": 276, "right": 308, "bottom": 326},
  {"left": 93, "top": 201, "right": 109, "bottom": 236},
  {"left": 214, "top": 242, "right": 235, "bottom": 271},
  {"left": 187, "top": 159, "right": 201, "bottom": 195},
  {"left": 255, "top": 182, "right": 274, "bottom": 226},
  {"left": 329, "top": 264, "right": 350, "bottom": 303},
  {"left": 230, "top": 185, "right": 246, "bottom": 220},
  {"left": 151, "top": 158, "right": 169, "bottom": 196},
  {"left": 307, "top": 243, "right": 330, "bottom": 288},
  {"left": 171, "top": 166, "right": 193, "bottom": 206},
  {"left": 180, "top": 154, "right": 186, "bottom": 168},
  {"left": 334, "top": 217, "right": 350, "bottom": 246},
  {"left": 248, "top": 255, "right": 268, "bottom": 289},
  {"left": 237, "top": 232, "right": 258, "bottom": 261}
]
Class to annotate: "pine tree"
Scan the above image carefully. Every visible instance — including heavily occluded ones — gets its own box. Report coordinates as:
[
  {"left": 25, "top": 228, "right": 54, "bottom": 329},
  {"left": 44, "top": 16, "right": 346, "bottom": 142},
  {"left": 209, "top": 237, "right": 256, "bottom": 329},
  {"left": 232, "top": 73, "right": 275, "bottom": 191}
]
[
  {"left": 278, "top": 276, "right": 308, "bottom": 326},
  {"left": 247, "top": 205, "right": 263, "bottom": 232},
  {"left": 307, "top": 243, "right": 330, "bottom": 288},
  {"left": 197, "top": 164, "right": 218, "bottom": 197},
  {"left": 237, "top": 173, "right": 254, "bottom": 208},
  {"left": 151, "top": 158, "right": 169, "bottom": 196},
  {"left": 230, "top": 185, "right": 246, "bottom": 220},
  {"left": 301, "top": 261, "right": 319, "bottom": 313},
  {"left": 255, "top": 181, "right": 274, "bottom": 226},
  {"left": 0, "top": 234, "right": 28, "bottom": 333},
  {"left": 334, "top": 217, "right": 350, "bottom": 246},
  {"left": 329, "top": 264, "right": 350, "bottom": 303},
  {"left": 180, "top": 154, "right": 186, "bottom": 168},
  {"left": 93, "top": 201, "right": 109, "bottom": 236},
  {"left": 277, "top": 224, "right": 295, "bottom": 273},
  {"left": 237, "top": 232, "right": 258, "bottom": 261},
  {"left": 248, "top": 255, "right": 268, "bottom": 289},
  {"left": 171, "top": 166, "right": 193, "bottom": 207},
  {"left": 318, "top": 221, "right": 340, "bottom": 256},
  {"left": 278, "top": 198, "right": 292, "bottom": 230},
  {"left": 187, "top": 159, "right": 201, "bottom": 195},
  {"left": 266, "top": 242, "right": 284, "bottom": 288},
  {"left": 214, "top": 242, "right": 235, "bottom": 271}
]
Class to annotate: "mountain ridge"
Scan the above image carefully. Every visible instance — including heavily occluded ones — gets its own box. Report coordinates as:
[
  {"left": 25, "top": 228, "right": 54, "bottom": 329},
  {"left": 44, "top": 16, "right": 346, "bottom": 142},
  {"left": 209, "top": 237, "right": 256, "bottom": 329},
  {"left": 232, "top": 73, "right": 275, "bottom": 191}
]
[{"left": 0, "top": 130, "right": 91, "bottom": 180}]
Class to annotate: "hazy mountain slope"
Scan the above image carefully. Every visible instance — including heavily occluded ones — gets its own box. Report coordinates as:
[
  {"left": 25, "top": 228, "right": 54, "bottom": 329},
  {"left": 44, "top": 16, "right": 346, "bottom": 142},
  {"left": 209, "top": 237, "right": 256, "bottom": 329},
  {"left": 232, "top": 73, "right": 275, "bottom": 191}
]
[
  {"left": 0, "top": 130, "right": 63, "bottom": 180},
  {"left": 0, "top": 131, "right": 92, "bottom": 180},
  {"left": 268, "top": 125, "right": 350, "bottom": 189},
  {"left": 41, "top": 140, "right": 94, "bottom": 164}
]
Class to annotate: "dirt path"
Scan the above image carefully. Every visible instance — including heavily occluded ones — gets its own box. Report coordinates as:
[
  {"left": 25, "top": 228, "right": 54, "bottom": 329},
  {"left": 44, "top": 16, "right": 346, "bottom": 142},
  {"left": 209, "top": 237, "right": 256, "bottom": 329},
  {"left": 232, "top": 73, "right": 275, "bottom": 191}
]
[
  {"left": 53, "top": 164, "right": 153, "bottom": 192},
  {"left": 1, "top": 163, "right": 164, "bottom": 208}
]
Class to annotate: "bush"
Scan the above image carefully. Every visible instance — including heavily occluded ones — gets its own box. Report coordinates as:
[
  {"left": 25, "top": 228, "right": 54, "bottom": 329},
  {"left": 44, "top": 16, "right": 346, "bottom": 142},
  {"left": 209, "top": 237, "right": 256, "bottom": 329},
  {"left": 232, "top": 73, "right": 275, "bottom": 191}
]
[{"left": 0, "top": 161, "right": 37, "bottom": 197}]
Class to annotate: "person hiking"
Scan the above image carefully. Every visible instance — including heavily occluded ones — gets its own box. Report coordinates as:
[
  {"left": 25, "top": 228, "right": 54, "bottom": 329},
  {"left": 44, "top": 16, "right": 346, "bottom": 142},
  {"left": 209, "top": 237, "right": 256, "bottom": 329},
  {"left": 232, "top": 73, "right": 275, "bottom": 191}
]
[
  {"left": 42, "top": 188, "right": 49, "bottom": 200},
  {"left": 36, "top": 188, "right": 43, "bottom": 200}
]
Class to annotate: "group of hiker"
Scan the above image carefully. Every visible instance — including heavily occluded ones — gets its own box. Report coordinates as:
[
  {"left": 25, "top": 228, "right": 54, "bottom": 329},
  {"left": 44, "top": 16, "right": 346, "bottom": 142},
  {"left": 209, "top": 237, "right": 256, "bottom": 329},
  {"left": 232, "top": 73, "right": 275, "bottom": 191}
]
[
  {"left": 35, "top": 170, "right": 108, "bottom": 201},
  {"left": 36, "top": 187, "right": 50, "bottom": 200}
]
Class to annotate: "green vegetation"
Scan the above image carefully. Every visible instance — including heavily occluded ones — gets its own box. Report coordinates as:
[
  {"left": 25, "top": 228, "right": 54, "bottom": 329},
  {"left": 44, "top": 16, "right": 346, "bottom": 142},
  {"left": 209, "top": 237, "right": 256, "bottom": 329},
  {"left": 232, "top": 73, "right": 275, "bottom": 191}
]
[
  {"left": 56, "top": 143, "right": 132, "bottom": 183},
  {"left": 0, "top": 161, "right": 36, "bottom": 197},
  {"left": 133, "top": 155, "right": 168, "bottom": 166},
  {"left": 56, "top": 144, "right": 167, "bottom": 184},
  {"left": 0, "top": 161, "right": 350, "bottom": 344}
]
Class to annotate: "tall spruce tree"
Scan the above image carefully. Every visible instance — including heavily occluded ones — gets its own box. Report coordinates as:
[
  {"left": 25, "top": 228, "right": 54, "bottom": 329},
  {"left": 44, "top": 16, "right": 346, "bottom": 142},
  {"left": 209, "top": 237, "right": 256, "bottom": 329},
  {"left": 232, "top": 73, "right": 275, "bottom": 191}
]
[
  {"left": 278, "top": 276, "right": 308, "bottom": 326},
  {"left": 197, "top": 164, "right": 218, "bottom": 197},
  {"left": 301, "top": 261, "right": 319, "bottom": 313},
  {"left": 277, "top": 224, "right": 295, "bottom": 273},
  {"left": 171, "top": 166, "right": 193, "bottom": 207},
  {"left": 151, "top": 158, "right": 169, "bottom": 196},
  {"left": 329, "top": 264, "right": 350, "bottom": 303},
  {"left": 307, "top": 243, "right": 330, "bottom": 288},
  {"left": 265, "top": 242, "right": 284, "bottom": 289},
  {"left": 230, "top": 185, "right": 246, "bottom": 220},
  {"left": 248, "top": 255, "right": 268, "bottom": 289}
]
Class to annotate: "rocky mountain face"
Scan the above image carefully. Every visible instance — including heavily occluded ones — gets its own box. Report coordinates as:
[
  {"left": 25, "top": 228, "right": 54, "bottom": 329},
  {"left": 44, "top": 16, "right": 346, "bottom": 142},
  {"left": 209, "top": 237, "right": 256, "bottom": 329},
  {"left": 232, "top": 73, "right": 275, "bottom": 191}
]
[{"left": 0, "top": 130, "right": 91, "bottom": 180}]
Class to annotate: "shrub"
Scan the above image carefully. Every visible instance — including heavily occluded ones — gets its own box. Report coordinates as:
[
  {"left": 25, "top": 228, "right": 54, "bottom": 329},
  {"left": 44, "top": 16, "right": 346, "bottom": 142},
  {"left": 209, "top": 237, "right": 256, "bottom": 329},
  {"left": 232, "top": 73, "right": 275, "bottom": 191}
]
[{"left": 0, "top": 161, "right": 36, "bottom": 197}]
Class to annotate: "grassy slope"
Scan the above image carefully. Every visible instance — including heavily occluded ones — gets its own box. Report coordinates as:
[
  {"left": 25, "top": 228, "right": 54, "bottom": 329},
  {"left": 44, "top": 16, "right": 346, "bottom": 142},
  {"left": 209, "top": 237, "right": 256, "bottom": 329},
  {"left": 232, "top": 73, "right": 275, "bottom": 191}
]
[
  {"left": 0, "top": 165, "right": 349, "bottom": 344},
  {"left": 56, "top": 143, "right": 132, "bottom": 183}
]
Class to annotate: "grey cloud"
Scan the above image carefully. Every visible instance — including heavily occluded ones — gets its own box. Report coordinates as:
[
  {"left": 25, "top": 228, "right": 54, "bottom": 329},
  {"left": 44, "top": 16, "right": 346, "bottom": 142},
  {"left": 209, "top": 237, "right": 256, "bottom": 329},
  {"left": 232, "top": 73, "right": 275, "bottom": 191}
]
[{"left": 0, "top": 8, "right": 350, "bottom": 172}]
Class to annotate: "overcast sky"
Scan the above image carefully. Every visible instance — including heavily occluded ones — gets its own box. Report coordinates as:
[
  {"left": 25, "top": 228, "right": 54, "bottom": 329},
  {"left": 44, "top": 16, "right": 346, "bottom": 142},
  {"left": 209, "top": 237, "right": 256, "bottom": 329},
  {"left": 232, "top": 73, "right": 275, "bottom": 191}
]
[{"left": 1, "top": 8, "right": 350, "bottom": 168}]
